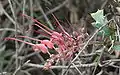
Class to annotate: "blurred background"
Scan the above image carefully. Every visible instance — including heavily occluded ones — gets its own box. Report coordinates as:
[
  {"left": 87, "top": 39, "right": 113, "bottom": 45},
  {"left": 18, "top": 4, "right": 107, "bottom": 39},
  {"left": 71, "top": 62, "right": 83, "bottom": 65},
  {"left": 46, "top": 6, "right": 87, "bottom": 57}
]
[{"left": 0, "top": 0, "right": 120, "bottom": 75}]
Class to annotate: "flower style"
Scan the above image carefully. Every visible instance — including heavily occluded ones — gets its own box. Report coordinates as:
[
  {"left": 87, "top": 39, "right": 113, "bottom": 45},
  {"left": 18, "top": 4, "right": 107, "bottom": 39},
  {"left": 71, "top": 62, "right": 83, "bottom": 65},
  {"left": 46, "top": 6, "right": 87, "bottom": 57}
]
[{"left": 5, "top": 37, "right": 52, "bottom": 54}]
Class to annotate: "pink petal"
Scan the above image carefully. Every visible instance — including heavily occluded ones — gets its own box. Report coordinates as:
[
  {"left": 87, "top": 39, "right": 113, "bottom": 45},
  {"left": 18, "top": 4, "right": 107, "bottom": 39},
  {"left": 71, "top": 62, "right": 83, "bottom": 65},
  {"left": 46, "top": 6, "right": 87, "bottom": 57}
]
[
  {"left": 32, "top": 44, "right": 48, "bottom": 54},
  {"left": 51, "top": 35, "right": 58, "bottom": 39},
  {"left": 51, "top": 32, "right": 62, "bottom": 38},
  {"left": 41, "top": 40, "right": 54, "bottom": 49}
]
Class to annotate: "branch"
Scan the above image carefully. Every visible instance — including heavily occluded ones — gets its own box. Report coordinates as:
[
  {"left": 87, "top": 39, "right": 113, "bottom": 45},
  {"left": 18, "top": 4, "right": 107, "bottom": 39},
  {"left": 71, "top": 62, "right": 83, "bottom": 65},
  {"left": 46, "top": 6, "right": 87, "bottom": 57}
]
[
  {"left": 63, "top": 19, "right": 114, "bottom": 75},
  {"left": 24, "top": 63, "right": 95, "bottom": 69}
]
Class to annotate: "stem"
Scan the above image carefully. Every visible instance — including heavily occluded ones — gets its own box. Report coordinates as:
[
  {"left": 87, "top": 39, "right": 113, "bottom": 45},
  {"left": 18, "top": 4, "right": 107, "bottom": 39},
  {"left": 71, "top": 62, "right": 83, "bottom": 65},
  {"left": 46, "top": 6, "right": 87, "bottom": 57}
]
[
  {"left": 34, "top": 24, "right": 52, "bottom": 35},
  {"left": 5, "top": 37, "right": 34, "bottom": 46},
  {"left": 8, "top": 0, "right": 19, "bottom": 71},
  {"left": 22, "top": 14, "right": 54, "bottom": 33},
  {"left": 63, "top": 19, "right": 113, "bottom": 75},
  {"left": 52, "top": 14, "right": 71, "bottom": 38},
  {"left": 33, "top": 30, "right": 50, "bottom": 37},
  {"left": 16, "top": 36, "right": 42, "bottom": 42}
]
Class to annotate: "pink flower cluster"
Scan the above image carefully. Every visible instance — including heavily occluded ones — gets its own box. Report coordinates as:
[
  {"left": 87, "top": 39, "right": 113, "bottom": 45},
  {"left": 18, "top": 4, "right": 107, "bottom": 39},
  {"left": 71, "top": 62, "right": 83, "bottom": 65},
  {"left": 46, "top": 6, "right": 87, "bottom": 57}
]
[
  {"left": 5, "top": 14, "right": 86, "bottom": 70},
  {"left": 32, "top": 40, "right": 54, "bottom": 53}
]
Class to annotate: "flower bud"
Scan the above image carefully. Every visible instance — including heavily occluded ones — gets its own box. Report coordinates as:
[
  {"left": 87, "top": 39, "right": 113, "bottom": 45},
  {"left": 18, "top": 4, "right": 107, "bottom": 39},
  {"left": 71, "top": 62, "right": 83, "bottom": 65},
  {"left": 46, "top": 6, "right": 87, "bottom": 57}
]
[{"left": 32, "top": 44, "right": 48, "bottom": 54}]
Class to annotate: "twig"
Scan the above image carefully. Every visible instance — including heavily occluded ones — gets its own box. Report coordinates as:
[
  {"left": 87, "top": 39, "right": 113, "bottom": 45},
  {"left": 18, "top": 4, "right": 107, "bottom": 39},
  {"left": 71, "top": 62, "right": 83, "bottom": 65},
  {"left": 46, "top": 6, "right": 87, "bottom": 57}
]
[
  {"left": 96, "top": 70, "right": 103, "bottom": 75},
  {"left": 35, "top": 0, "right": 54, "bottom": 30},
  {"left": 101, "top": 0, "right": 108, "bottom": 9},
  {"left": 1, "top": 5, "right": 17, "bottom": 25},
  {"left": 61, "top": 59, "right": 66, "bottom": 75},
  {"left": 24, "top": 63, "right": 96, "bottom": 69},
  {"left": 115, "top": 18, "right": 120, "bottom": 41},
  {"left": 43, "top": 0, "right": 51, "bottom": 5},
  {"left": 13, "top": 60, "right": 30, "bottom": 75},
  {"left": 72, "top": 63, "right": 82, "bottom": 75},
  {"left": 92, "top": 46, "right": 106, "bottom": 75},
  {"left": 0, "top": 72, "right": 7, "bottom": 75},
  {"left": 38, "top": 0, "right": 69, "bottom": 19},
  {"left": 103, "top": 59, "right": 120, "bottom": 63},
  {"left": 35, "top": 52, "right": 56, "bottom": 75},
  {"left": 8, "top": 0, "right": 19, "bottom": 72},
  {"left": 63, "top": 19, "right": 113, "bottom": 75},
  {"left": 30, "top": 0, "right": 33, "bottom": 17},
  {"left": 0, "top": 0, "right": 23, "bottom": 42},
  {"left": 20, "top": 70, "right": 31, "bottom": 75},
  {"left": 0, "top": 28, "right": 21, "bottom": 33}
]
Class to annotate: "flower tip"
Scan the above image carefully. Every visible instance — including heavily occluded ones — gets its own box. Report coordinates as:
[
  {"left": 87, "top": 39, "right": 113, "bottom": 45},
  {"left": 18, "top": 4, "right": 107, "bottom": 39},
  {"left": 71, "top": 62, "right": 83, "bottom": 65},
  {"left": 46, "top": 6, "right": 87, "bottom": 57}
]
[
  {"left": 3, "top": 38, "right": 9, "bottom": 40},
  {"left": 41, "top": 40, "right": 54, "bottom": 49},
  {"left": 21, "top": 13, "right": 27, "bottom": 17},
  {"left": 32, "top": 44, "right": 48, "bottom": 54}
]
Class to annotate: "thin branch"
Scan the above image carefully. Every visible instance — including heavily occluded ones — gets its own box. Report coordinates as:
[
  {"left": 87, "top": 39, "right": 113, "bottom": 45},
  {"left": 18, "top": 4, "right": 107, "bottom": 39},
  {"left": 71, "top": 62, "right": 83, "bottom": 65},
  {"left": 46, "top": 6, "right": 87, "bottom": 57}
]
[
  {"left": 63, "top": 19, "right": 113, "bottom": 75},
  {"left": 0, "top": 28, "right": 21, "bottom": 33},
  {"left": 92, "top": 46, "right": 106, "bottom": 75},
  {"left": 35, "top": 0, "right": 54, "bottom": 30},
  {"left": 0, "top": 72, "right": 7, "bottom": 75},
  {"left": 38, "top": 0, "right": 69, "bottom": 19},
  {"left": 24, "top": 63, "right": 96, "bottom": 69},
  {"left": 8, "top": 0, "right": 19, "bottom": 71}
]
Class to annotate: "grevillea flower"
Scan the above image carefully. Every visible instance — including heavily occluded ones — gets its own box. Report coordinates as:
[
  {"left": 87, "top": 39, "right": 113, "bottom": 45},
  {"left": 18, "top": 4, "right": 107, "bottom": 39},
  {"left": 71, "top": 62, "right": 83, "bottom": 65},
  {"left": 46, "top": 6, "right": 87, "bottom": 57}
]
[
  {"left": 50, "top": 32, "right": 66, "bottom": 51},
  {"left": 32, "top": 44, "right": 48, "bottom": 53},
  {"left": 5, "top": 14, "right": 86, "bottom": 70},
  {"left": 41, "top": 40, "right": 54, "bottom": 49},
  {"left": 5, "top": 37, "right": 50, "bottom": 54},
  {"left": 16, "top": 36, "right": 54, "bottom": 49}
]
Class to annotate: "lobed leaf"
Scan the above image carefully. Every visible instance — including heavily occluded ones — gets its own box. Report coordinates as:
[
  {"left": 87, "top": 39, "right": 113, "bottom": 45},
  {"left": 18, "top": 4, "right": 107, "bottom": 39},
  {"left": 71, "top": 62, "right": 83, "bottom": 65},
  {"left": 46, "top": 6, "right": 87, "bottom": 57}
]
[
  {"left": 113, "top": 45, "right": 120, "bottom": 51},
  {"left": 91, "top": 9, "right": 111, "bottom": 36}
]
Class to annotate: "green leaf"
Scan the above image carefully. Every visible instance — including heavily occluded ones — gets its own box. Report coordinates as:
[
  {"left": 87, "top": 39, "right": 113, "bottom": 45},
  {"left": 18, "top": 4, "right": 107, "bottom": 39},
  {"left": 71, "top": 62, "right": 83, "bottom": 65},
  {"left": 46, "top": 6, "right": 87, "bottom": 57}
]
[
  {"left": 113, "top": 45, "right": 120, "bottom": 50},
  {"left": 91, "top": 10, "right": 105, "bottom": 24},
  {"left": 92, "top": 22, "right": 102, "bottom": 28},
  {"left": 92, "top": 22, "right": 110, "bottom": 36},
  {"left": 102, "top": 26, "right": 111, "bottom": 36},
  {"left": 91, "top": 9, "right": 111, "bottom": 36}
]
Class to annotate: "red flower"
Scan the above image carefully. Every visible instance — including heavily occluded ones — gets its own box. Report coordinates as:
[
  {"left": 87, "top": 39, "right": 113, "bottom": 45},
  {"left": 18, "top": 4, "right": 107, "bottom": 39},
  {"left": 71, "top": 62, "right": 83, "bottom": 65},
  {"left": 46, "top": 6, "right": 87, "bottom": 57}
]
[
  {"left": 5, "top": 14, "right": 86, "bottom": 70},
  {"left": 41, "top": 40, "right": 54, "bottom": 49},
  {"left": 32, "top": 44, "right": 48, "bottom": 54},
  {"left": 50, "top": 32, "right": 66, "bottom": 51}
]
